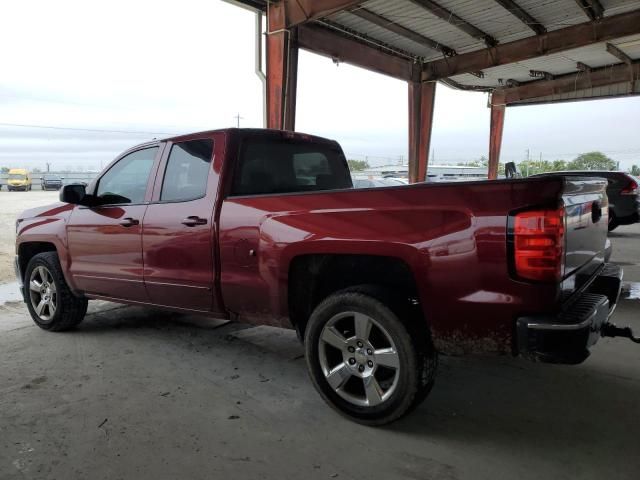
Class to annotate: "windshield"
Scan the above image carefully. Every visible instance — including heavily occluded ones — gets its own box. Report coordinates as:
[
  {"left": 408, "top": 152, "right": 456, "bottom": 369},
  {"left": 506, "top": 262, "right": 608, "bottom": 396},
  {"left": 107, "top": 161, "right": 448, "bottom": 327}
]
[{"left": 9, "top": 173, "right": 26, "bottom": 180}]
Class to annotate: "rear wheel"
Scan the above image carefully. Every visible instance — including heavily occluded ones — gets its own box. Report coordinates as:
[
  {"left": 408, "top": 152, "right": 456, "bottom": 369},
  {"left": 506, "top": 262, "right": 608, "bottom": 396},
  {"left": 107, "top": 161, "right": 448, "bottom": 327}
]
[
  {"left": 305, "top": 289, "right": 436, "bottom": 425},
  {"left": 25, "top": 252, "right": 87, "bottom": 331}
]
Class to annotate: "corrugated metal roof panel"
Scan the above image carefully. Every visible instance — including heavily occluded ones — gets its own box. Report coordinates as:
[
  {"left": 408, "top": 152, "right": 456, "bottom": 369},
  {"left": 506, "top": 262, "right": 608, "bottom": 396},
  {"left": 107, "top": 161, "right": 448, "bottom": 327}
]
[
  {"left": 612, "top": 34, "right": 640, "bottom": 59},
  {"left": 450, "top": 35, "right": 640, "bottom": 88},
  {"left": 435, "top": 0, "right": 533, "bottom": 44},
  {"left": 317, "top": 0, "right": 640, "bottom": 100},
  {"left": 602, "top": 0, "right": 640, "bottom": 16},
  {"left": 514, "top": 0, "right": 587, "bottom": 31},
  {"left": 327, "top": 10, "right": 437, "bottom": 58},
  {"left": 362, "top": 0, "right": 485, "bottom": 55}
]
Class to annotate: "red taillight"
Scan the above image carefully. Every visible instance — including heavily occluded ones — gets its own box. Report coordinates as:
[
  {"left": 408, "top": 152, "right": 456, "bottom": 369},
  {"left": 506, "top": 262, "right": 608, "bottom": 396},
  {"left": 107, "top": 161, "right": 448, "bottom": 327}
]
[
  {"left": 513, "top": 208, "right": 565, "bottom": 282},
  {"left": 621, "top": 177, "right": 638, "bottom": 195}
]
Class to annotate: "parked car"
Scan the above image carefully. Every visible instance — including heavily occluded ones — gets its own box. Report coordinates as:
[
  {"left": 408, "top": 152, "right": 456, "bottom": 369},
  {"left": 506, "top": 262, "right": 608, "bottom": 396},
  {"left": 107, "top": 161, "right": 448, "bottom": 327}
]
[
  {"left": 352, "top": 178, "right": 389, "bottom": 188},
  {"left": 532, "top": 171, "right": 639, "bottom": 231},
  {"left": 383, "top": 177, "right": 410, "bottom": 185},
  {"left": 7, "top": 168, "right": 32, "bottom": 191},
  {"left": 41, "top": 174, "right": 63, "bottom": 191},
  {"left": 15, "top": 129, "right": 631, "bottom": 425}
]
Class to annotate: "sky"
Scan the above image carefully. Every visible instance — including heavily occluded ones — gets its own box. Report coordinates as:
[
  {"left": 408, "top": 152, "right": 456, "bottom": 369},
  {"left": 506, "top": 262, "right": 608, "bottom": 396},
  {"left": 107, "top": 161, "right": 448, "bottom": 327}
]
[{"left": 1, "top": 0, "right": 639, "bottom": 172}]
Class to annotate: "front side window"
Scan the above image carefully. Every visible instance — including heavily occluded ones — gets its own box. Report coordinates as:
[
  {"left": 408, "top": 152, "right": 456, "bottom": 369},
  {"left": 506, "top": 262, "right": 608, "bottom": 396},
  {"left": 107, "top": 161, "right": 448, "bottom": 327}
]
[
  {"left": 96, "top": 147, "right": 158, "bottom": 204},
  {"left": 231, "top": 140, "right": 352, "bottom": 196},
  {"left": 160, "top": 139, "right": 213, "bottom": 202}
]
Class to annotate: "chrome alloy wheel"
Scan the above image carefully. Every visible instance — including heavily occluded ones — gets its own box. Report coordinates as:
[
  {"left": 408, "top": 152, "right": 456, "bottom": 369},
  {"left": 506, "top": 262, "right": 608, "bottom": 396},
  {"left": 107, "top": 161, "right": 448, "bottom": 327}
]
[
  {"left": 29, "top": 266, "right": 57, "bottom": 322},
  {"left": 318, "top": 311, "right": 400, "bottom": 407}
]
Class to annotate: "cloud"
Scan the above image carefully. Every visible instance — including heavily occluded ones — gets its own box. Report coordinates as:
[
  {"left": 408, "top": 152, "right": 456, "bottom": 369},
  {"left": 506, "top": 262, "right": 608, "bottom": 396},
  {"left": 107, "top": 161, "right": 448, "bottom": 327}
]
[{"left": 1, "top": 0, "right": 638, "bottom": 171}]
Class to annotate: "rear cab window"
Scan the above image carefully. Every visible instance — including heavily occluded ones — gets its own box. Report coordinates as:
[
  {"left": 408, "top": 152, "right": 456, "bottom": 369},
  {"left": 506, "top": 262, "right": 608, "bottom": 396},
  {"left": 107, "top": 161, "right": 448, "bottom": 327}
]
[
  {"left": 231, "top": 138, "right": 352, "bottom": 196},
  {"left": 160, "top": 139, "right": 214, "bottom": 202}
]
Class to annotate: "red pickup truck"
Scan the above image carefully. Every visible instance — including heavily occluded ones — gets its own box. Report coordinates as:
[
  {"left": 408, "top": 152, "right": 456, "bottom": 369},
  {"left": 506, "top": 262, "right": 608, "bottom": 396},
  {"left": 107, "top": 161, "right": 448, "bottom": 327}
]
[{"left": 15, "top": 128, "right": 632, "bottom": 424}]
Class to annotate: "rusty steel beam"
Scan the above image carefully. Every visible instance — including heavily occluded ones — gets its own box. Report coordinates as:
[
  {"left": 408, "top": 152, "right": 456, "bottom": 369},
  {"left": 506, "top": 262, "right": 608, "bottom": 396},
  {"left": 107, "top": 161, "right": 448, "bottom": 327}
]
[
  {"left": 492, "top": 0, "right": 546, "bottom": 35},
  {"left": 278, "top": 0, "right": 363, "bottom": 27},
  {"left": 408, "top": 79, "right": 437, "bottom": 183},
  {"left": 266, "top": 2, "right": 298, "bottom": 129},
  {"left": 350, "top": 7, "right": 456, "bottom": 56},
  {"left": 488, "top": 90, "right": 506, "bottom": 180},
  {"left": 284, "top": 29, "right": 299, "bottom": 130},
  {"left": 606, "top": 42, "right": 634, "bottom": 64},
  {"left": 407, "top": 0, "right": 497, "bottom": 47},
  {"left": 297, "top": 24, "right": 414, "bottom": 80},
  {"left": 422, "top": 9, "right": 640, "bottom": 81},
  {"left": 439, "top": 77, "right": 492, "bottom": 92},
  {"left": 574, "top": 0, "right": 604, "bottom": 21},
  {"left": 502, "top": 62, "right": 640, "bottom": 104}
]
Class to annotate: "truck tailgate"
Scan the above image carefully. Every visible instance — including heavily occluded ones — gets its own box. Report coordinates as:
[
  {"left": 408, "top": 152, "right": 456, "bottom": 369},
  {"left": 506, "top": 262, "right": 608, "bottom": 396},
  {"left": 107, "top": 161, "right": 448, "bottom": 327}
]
[{"left": 562, "top": 177, "right": 609, "bottom": 296}]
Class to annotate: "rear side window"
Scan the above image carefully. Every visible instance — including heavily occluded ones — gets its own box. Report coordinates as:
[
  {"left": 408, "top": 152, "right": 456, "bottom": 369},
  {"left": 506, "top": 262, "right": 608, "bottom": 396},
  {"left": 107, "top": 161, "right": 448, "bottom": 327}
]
[
  {"left": 160, "top": 139, "right": 213, "bottom": 202},
  {"left": 96, "top": 147, "right": 158, "bottom": 204},
  {"left": 231, "top": 140, "right": 352, "bottom": 196}
]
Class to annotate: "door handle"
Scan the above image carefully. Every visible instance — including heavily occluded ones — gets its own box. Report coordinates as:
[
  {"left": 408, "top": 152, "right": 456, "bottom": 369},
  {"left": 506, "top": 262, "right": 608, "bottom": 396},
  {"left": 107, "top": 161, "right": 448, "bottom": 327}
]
[
  {"left": 181, "top": 216, "right": 207, "bottom": 227},
  {"left": 119, "top": 217, "right": 139, "bottom": 227}
]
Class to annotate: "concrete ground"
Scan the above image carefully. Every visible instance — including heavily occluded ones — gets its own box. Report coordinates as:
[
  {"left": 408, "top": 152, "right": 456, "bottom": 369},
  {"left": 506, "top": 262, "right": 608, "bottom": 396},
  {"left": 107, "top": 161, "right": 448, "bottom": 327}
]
[{"left": 1, "top": 220, "right": 639, "bottom": 479}]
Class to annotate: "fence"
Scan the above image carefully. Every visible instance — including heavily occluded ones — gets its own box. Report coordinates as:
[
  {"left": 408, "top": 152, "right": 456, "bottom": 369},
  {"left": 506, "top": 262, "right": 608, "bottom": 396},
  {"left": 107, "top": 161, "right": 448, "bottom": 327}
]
[{"left": 0, "top": 172, "right": 99, "bottom": 190}]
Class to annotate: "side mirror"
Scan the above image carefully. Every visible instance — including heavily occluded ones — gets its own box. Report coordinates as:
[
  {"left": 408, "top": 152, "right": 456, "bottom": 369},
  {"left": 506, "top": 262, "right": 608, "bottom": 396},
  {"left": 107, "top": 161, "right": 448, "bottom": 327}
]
[
  {"left": 60, "top": 183, "right": 91, "bottom": 206},
  {"left": 505, "top": 162, "right": 517, "bottom": 179}
]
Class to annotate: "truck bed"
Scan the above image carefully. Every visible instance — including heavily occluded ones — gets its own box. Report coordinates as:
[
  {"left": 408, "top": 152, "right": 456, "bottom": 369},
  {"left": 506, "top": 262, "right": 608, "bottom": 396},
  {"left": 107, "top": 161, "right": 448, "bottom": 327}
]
[{"left": 219, "top": 175, "right": 609, "bottom": 354}]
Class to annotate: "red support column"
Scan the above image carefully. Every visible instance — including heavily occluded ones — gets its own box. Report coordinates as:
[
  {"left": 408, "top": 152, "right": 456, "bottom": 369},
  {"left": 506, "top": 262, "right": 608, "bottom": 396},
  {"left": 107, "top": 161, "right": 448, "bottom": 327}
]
[
  {"left": 408, "top": 80, "right": 436, "bottom": 183},
  {"left": 488, "top": 90, "right": 506, "bottom": 180},
  {"left": 266, "top": 2, "right": 298, "bottom": 130}
]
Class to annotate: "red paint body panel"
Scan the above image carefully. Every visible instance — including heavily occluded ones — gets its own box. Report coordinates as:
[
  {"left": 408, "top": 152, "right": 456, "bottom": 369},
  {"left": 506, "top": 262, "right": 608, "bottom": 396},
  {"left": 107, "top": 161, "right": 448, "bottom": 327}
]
[
  {"left": 141, "top": 134, "right": 226, "bottom": 313},
  {"left": 67, "top": 205, "right": 149, "bottom": 301},
  {"left": 15, "top": 129, "right": 608, "bottom": 355},
  {"left": 218, "top": 179, "right": 563, "bottom": 350}
]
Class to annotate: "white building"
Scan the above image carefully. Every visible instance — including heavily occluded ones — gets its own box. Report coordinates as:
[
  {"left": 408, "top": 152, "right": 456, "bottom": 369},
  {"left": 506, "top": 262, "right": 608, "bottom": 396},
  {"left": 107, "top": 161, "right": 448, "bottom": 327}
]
[{"left": 361, "top": 164, "right": 488, "bottom": 182}]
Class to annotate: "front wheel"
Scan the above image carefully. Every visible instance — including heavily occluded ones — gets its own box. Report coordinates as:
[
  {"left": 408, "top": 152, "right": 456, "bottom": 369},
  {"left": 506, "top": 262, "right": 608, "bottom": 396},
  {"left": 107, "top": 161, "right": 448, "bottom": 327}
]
[
  {"left": 304, "top": 290, "right": 436, "bottom": 425},
  {"left": 25, "top": 252, "right": 88, "bottom": 331}
]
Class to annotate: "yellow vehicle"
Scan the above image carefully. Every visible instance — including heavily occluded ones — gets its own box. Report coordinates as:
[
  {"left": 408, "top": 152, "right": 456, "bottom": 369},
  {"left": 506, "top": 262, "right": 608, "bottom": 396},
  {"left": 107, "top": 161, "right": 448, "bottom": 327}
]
[{"left": 7, "top": 168, "right": 32, "bottom": 191}]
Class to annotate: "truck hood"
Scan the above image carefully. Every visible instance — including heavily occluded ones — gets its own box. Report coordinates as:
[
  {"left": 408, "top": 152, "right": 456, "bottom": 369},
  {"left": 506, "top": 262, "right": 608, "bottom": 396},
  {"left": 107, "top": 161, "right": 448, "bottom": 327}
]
[{"left": 18, "top": 202, "right": 75, "bottom": 221}]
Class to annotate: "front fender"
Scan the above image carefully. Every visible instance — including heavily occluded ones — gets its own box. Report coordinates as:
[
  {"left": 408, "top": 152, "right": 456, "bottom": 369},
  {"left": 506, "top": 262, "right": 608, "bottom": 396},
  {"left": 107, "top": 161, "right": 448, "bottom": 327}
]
[{"left": 16, "top": 204, "right": 78, "bottom": 292}]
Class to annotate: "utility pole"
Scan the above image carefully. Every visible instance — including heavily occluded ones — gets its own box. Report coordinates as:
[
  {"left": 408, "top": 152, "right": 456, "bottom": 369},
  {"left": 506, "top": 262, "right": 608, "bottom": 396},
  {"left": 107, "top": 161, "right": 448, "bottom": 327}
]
[
  {"left": 46, "top": 162, "right": 51, "bottom": 173},
  {"left": 539, "top": 152, "right": 542, "bottom": 173},
  {"left": 234, "top": 113, "right": 244, "bottom": 128},
  {"left": 525, "top": 148, "right": 530, "bottom": 177}
]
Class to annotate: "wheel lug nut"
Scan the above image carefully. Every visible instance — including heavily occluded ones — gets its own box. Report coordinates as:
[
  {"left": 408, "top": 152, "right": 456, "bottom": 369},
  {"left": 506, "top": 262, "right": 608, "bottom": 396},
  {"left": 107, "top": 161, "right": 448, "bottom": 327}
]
[
  {"left": 357, "top": 341, "right": 363, "bottom": 348},
  {"left": 348, "top": 358, "right": 356, "bottom": 365},
  {"left": 367, "top": 360, "right": 373, "bottom": 368},
  {"left": 367, "top": 349, "right": 372, "bottom": 355},
  {"left": 347, "top": 346, "right": 355, "bottom": 353},
  {"left": 358, "top": 365, "right": 365, "bottom": 372}
]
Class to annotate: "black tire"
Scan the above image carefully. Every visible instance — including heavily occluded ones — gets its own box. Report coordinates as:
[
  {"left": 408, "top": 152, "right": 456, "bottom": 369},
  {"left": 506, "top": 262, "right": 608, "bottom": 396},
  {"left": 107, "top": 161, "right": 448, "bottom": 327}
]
[
  {"left": 24, "top": 252, "right": 88, "bottom": 331},
  {"left": 304, "top": 288, "right": 437, "bottom": 426}
]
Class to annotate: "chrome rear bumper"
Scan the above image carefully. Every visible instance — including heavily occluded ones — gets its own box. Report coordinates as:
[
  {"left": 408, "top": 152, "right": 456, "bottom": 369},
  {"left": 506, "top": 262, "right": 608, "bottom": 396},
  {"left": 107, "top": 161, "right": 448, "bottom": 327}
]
[{"left": 516, "top": 263, "right": 623, "bottom": 364}]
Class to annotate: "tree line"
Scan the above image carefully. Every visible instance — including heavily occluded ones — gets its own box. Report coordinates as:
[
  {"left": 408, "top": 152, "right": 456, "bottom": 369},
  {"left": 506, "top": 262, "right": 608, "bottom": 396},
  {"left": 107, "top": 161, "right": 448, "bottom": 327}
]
[{"left": 463, "top": 152, "right": 639, "bottom": 177}]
